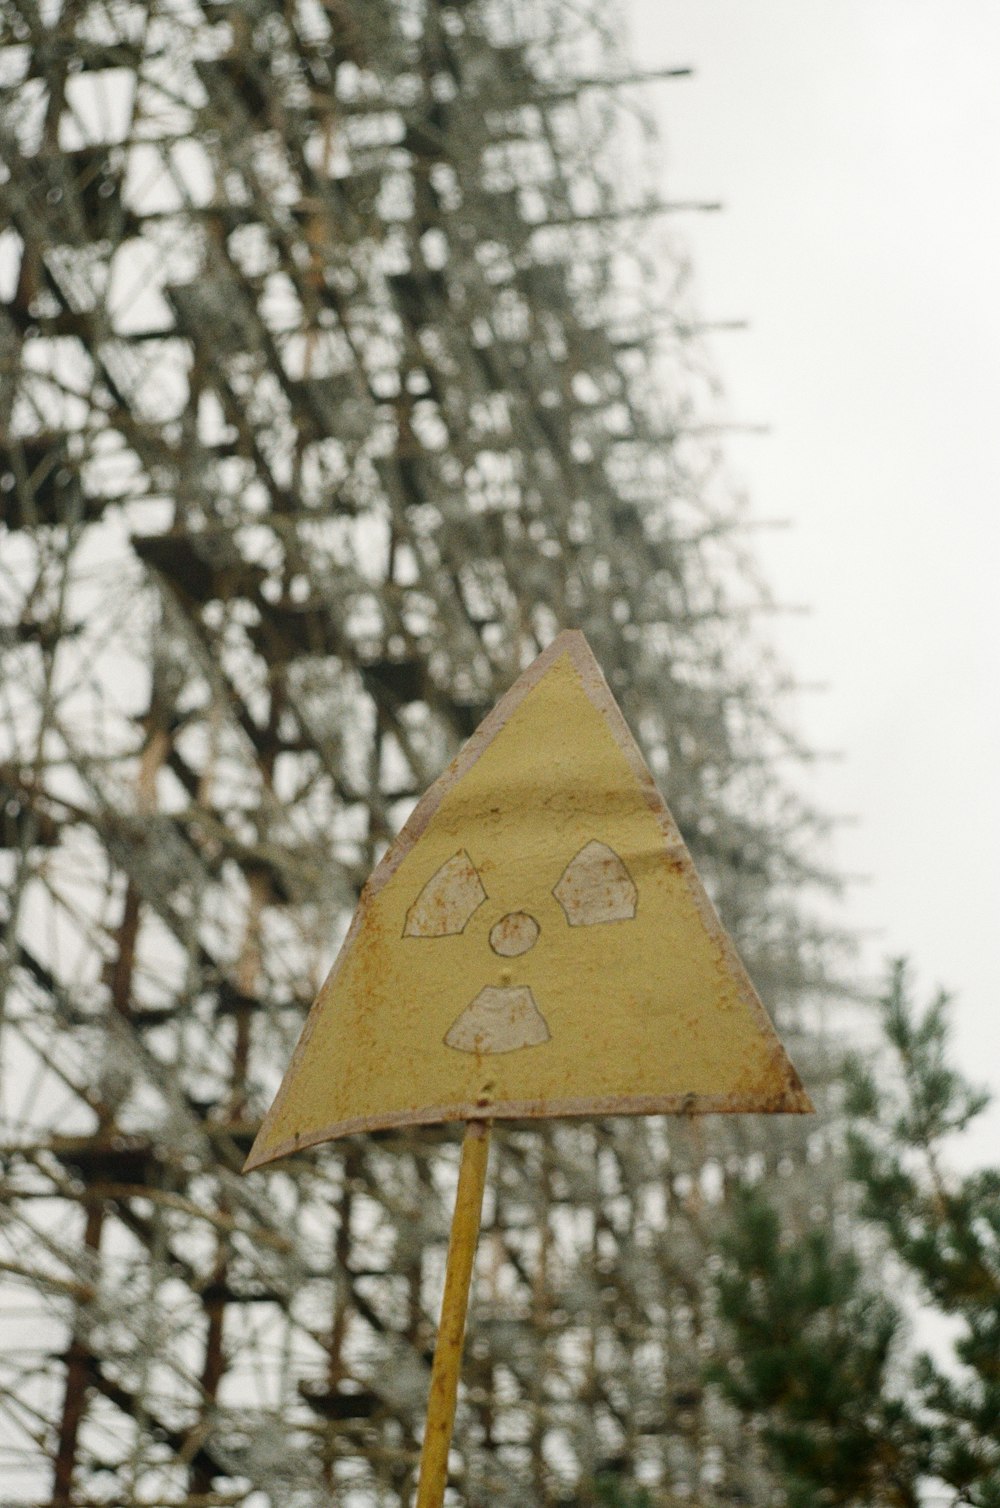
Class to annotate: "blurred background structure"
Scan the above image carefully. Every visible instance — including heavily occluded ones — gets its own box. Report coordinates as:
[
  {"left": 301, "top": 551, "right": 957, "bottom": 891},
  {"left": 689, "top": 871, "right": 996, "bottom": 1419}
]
[{"left": 0, "top": 2, "right": 846, "bottom": 1503}]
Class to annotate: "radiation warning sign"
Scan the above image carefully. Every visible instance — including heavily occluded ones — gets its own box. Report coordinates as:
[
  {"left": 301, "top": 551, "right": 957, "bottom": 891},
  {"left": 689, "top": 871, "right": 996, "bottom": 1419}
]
[{"left": 245, "top": 632, "right": 811, "bottom": 1169}]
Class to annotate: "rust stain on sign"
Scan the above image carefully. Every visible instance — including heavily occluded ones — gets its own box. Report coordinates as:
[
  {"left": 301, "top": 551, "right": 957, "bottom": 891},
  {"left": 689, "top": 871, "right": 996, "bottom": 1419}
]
[{"left": 245, "top": 631, "right": 812, "bottom": 1169}]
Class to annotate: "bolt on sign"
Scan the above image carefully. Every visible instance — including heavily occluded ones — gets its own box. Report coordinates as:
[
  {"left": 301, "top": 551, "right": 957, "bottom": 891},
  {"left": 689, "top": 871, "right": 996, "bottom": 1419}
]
[{"left": 244, "top": 631, "right": 812, "bottom": 1507}]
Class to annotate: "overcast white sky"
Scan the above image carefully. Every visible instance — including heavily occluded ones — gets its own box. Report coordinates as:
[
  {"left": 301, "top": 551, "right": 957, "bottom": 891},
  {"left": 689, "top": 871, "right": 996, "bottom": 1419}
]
[{"left": 630, "top": 1, "right": 1000, "bottom": 1143}]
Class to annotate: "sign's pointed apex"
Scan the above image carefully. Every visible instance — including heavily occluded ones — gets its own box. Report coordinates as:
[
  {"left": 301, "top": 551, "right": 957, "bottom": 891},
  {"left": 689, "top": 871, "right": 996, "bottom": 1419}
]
[{"left": 245, "top": 632, "right": 811, "bottom": 1171}]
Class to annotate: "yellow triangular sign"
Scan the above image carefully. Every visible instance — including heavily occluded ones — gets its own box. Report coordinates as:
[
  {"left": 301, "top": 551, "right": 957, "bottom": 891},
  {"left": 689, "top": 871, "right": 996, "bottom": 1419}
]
[{"left": 246, "top": 632, "right": 811, "bottom": 1168}]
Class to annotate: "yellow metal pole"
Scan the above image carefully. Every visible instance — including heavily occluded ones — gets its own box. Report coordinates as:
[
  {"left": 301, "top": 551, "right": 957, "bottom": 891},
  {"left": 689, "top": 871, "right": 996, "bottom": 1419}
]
[{"left": 414, "top": 1119, "right": 491, "bottom": 1508}]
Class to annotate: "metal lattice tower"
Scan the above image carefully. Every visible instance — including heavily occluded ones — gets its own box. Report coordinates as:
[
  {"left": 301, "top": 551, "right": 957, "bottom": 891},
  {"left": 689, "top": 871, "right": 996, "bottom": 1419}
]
[{"left": 1, "top": 2, "right": 845, "bottom": 1503}]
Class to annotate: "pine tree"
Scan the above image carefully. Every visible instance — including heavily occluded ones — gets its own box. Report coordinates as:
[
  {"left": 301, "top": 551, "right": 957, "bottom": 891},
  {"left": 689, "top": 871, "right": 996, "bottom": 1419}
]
[{"left": 710, "top": 960, "right": 1000, "bottom": 1508}]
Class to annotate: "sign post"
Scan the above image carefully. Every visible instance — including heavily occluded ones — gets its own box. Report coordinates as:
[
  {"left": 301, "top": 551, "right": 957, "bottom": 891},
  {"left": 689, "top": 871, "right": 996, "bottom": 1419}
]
[
  {"left": 244, "top": 631, "right": 812, "bottom": 1504},
  {"left": 414, "top": 1120, "right": 490, "bottom": 1508}
]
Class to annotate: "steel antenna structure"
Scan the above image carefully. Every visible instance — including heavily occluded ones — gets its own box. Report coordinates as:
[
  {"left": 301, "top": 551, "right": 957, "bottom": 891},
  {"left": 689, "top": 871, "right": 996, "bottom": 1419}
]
[{"left": 0, "top": 2, "right": 840, "bottom": 1504}]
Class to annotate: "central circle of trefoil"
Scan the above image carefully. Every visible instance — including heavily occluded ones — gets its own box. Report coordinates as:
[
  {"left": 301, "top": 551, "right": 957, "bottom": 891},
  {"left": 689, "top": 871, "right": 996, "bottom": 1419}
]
[{"left": 489, "top": 911, "right": 539, "bottom": 957}]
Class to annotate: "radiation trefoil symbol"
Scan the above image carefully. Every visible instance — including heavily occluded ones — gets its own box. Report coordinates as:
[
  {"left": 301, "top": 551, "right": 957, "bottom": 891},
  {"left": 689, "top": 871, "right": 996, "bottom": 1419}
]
[{"left": 403, "top": 841, "right": 638, "bottom": 1054}]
